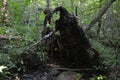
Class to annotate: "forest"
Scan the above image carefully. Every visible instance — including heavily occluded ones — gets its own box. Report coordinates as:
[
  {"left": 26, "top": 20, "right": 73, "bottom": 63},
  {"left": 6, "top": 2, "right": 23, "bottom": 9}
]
[{"left": 0, "top": 0, "right": 120, "bottom": 80}]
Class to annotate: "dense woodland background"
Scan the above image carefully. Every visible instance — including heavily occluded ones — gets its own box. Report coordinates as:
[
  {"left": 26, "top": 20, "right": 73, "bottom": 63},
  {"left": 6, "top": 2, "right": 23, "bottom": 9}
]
[{"left": 0, "top": 0, "right": 120, "bottom": 80}]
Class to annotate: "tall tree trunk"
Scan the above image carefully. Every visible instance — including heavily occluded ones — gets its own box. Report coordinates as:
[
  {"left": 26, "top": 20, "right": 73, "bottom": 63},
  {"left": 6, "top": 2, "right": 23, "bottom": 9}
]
[
  {"left": 1, "top": 0, "right": 8, "bottom": 25},
  {"left": 97, "top": 19, "right": 102, "bottom": 34},
  {"left": 42, "top": 0, "right": 52, "bottom": 37},
  {"left": 97, "top": 0, "right": 102, "bottom": 34},
  {"left": 75, "top": 6, "right": 78, "bottom": 16},
  {"left": 70, "top": 0, "right": 74, "bottom": 14},
  {"left": 47, "top": 0, "right": 50, "bottom": 8},
  {"left": 85, "top": 0, "right": 116, "bottom": 32}
]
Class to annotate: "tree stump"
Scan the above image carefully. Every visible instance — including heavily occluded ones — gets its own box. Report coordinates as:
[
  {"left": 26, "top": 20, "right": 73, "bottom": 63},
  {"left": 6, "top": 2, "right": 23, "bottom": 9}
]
[{"left": 42, "top": 6, "right": 101, "bottom": 68}]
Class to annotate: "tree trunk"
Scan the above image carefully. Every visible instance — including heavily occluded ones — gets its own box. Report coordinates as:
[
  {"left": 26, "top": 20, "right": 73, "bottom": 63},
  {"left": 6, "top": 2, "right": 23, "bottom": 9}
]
[
  {"left": 97, "top": 0, "right": 102, "bottom": 34},
  {"left": 1, "top": 0, "right": 8, "bottom": 25},
  {"left": 46, "top": 0, "right": 50, "bottom": 8}
]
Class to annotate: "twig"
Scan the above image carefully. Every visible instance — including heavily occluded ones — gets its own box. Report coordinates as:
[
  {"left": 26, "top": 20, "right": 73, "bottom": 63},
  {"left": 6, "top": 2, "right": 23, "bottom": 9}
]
[{"left": 25, "top": 31, "right": 55, "bottom": 51}]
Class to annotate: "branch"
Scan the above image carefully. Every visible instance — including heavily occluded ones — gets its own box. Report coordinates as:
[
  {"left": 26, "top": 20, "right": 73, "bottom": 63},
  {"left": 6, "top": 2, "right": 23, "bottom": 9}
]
[
  {"left": 85, "top": 0, "right": 116, "bottom": 32},
  {"left": 0, "top": 35, "right": 19, "bottom": 40}
]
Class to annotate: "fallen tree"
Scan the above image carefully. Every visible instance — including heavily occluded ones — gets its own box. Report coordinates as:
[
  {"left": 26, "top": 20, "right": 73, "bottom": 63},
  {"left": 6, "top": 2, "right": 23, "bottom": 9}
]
[
  {"left": 18, "top": 6, "right": 112, "bottom": 80},
  {"left": 42, "top": 6, "right": 103, "bottom": 69}
]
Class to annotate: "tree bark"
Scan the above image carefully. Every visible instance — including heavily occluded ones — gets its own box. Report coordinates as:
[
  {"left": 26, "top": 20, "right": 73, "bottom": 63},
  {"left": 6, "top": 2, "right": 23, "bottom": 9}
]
[
  {"left": 47, "top": 0, "right": 50, "bottom": 8},
  {"left": 70, "top": 0, "right": 74, "bottom": 14},
  {"left": 85, "top": 0, "right": 116, "bottom": 32},
  {"left": 1, "top": 0, "right": 8, "bottom": 24},
  {"left": 97, "top": 0, "right": 102, "bottom": 34}
]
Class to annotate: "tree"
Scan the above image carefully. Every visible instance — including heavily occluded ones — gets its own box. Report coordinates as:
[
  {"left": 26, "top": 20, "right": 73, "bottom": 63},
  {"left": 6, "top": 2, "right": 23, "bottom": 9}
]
[
  {"left": 1, "top": 0, "right": 8, "bottom": 25},
  {"left": 85, "top": 0, "right": 116, "bottom": 32}
]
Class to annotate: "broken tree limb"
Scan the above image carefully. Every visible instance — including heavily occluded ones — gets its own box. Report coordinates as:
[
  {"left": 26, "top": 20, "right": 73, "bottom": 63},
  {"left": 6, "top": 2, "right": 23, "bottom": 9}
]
[{"left": 85, "top": 0, "right": 116, "bottom": 32}]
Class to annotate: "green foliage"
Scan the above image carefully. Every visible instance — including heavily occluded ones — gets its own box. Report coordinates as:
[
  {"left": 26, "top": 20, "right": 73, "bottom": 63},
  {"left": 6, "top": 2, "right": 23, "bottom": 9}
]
[
  {"left": 91, "top": 39, "right": 116, "bottom": 68},
  {"left": 0, "top": 25, "right": 43, "bottom": 73},
  {"left": 0, "top": 0, "right": 119, "bottom": 79},
  {"left": 102, "top": 8, "right": 120, "bottom": 49},
  {"left": 0, "top": 54, "right": 10, "bottom": 66},
  {"left": 90, "top": 75, "right": 106, "bottom": 80},
  {"left": 0, "top": 27, "right": 7, "bottom": 34},
  {"left": 0, "top": 68, "right": 9, "bottom": 80},
  {"left": 0, "top": 0, "right": 2, "bottom": 24}
]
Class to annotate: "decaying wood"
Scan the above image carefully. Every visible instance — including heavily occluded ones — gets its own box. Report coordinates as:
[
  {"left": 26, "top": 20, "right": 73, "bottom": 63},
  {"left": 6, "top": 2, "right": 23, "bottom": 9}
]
[
  {"left": 41, "top": 8, "right": 53, "bottom": 37},
  {"left": 42, "top": 6, "right": 103, "bottom": 68}
]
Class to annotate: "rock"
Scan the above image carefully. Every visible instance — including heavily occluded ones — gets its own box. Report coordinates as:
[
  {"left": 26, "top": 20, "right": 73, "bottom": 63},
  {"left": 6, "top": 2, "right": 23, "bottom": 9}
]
[{"left": 56, "top": 71, "right": 82, "bottom": 80}]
